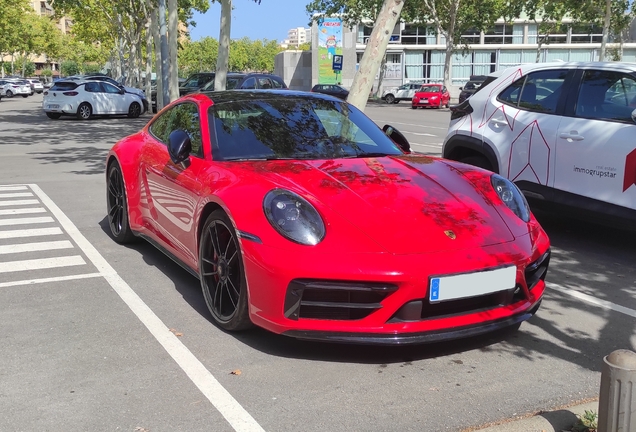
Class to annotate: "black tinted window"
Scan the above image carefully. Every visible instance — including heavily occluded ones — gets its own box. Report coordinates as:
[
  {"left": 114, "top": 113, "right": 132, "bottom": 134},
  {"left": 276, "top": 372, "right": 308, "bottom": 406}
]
[
  {"left": 50, "top": 82, "right": 78, "bottom": 91},
  {"left": 241, "top": 77, "right": 257, "bottom": 89},
  {"left": 85, "top": 82, "right": 101, "bottom": 92},
  {"left": 209, "top": 97, "right": 403, "bottom": 161},
  {"left": 171, "top": 103, "right": 204, "bottom": 157},
  {"left": 149, "top": 109, "right": 172, "bottom": 144},
  {"left": 575, "top": 70, "right": 636, "bottom": 123},
  {"left": 498, "top": 69, "right": 567, "bottom": 114}
]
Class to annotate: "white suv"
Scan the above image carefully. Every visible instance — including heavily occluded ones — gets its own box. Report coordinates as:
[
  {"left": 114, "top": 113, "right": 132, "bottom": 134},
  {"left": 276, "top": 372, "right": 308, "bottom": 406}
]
[
  {"left": 443, "top": 62, "right": 636, "bottom": 227},
  {"left": 382, "top": 82, "right": 424, "bottom": 104}
]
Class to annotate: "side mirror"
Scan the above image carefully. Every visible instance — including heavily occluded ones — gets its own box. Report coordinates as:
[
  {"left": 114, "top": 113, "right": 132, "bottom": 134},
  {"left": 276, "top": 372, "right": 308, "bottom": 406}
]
[
  {"left": 168, "top": 129, "right": 192, "bottom": 165},
  {"left": 382, "top": 124, "right": 411, "bottom": 154}
]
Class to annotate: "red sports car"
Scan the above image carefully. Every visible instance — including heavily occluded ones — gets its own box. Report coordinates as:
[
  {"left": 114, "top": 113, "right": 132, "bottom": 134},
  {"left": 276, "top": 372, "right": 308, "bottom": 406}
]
[
  {"left": 412, "top": 84, "right": 451, "bottom": 109},
  {"left": 106, "top": 90, "right": 550, "bottom": 345}
]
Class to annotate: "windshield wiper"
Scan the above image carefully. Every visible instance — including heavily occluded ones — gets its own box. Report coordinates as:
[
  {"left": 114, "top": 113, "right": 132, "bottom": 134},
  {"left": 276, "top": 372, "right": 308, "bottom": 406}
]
[{"left": 341, "top": 152, "right": 393, "bottom": 159}]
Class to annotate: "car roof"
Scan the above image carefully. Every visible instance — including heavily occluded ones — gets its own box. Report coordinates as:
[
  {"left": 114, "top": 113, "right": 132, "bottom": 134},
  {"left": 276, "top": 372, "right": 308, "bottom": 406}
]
[
  {"left": 199, "top": 89, "right": 339, "bottom": 104},
  {"left": 489, "top": 61, "right": 636, "bottom": 78}
]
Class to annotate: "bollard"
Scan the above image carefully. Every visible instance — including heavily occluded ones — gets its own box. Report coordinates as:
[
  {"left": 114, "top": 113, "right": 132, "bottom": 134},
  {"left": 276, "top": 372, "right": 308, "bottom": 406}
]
[{"left": 598, "top": 349, "right": 636, "bottom": 432}]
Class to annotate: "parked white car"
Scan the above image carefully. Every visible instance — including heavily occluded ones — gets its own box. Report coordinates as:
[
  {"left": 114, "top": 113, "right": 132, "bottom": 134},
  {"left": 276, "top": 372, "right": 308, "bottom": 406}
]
[
  {"left": 0, "top": 79, "right": 31, "bottom": 98},
  {"left": 442, "top": 61, "right": 636, "bottom": 228},
  {"left": 43, "top": 80, "right": 144, "bottom": 120},
  {"left": 66, "top": 75, "right": 148, "bottom": 113},
  {"left": 382, "top": 82, "right": 425, "bottom": 104},
  {"left": 27, "top": 79, "right": 44, "bottom": 94}
]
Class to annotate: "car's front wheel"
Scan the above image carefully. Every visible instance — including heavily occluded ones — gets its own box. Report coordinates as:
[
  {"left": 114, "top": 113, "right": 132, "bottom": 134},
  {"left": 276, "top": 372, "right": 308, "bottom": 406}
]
[
  {"left": 77, "top": 102, "right": 92, "bottom": 120},
  {"left": 106, "top": 162, "right": 136, "bottom": 244},
  {"left": 22, "top": 94, "right": 28, "bottom": 98},
  {"left": 5, "top": 90, "right": 13, "bottom": 98},
  {"left": 384, "top": 94, "right": 395, "bottom": 104},
  {"left": 46, "top": 113, "right": 61, "bottom": 119},
  {"left": 199, "top": 210, "right": 252, "bottom": 331},
  {"left": 128, "top": 102, "right": 141, "bottom": 118}
]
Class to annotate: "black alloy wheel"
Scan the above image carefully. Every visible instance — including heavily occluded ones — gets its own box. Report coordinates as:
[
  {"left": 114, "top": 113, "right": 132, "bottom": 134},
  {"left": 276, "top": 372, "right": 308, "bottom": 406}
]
[
  {"left": 128, "top": 102, "right": 141, "bottom": 118},
  {"left": 107, "top": 163, "right": 135, "bottom": 243},
  {"left": 199, "top": 210, "right": 251, "bottom": 331}
]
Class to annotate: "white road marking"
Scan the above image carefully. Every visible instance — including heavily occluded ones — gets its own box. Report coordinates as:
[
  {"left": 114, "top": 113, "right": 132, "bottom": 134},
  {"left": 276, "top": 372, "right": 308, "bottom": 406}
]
[
  {"left": 28, "top": 184, "right": 265, "bottom": 432},
  {"left": 0, "top": 255, "right": 86, "bottom": 273},
  {"left": 405, "top": 131, "right": 437, "bottom": 137},
  {"left": 0, "top": 273, "right": 102, "bottom": 288},
  {"left": 0, "top": 227, "right": 63, "bottom": 239},
  {"left": 0, "top": 240, "right": 73, "bottom": 255},
  {"left": 0, "top": 216, "right": 54, "bottom": 226},
  {"left": 0, "top": 199, "right": 39, "bottom": 207},
  {"left": 411, "top": 142, "right": 443, "bottom": 149},
  {"left": 0, "top": 186, "right": 28, "bottom": 192},
  {"left": 371, "top": 119, "right": 449, "bottom": 130},
  {"left": 0, "top": 207, "right": 46, "bottom": 216},
  {"left": 550, "top": 283, "right": 636, "bottom": 319},
  {"left": 0, "top": 192, "right": 34, "bottom": 198}
]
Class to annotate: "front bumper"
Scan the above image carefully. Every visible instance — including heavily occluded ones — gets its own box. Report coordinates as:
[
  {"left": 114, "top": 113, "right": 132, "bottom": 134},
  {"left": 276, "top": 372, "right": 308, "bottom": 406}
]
[{"left": 240, "top": 227, "right": 550, "bottom": 343}]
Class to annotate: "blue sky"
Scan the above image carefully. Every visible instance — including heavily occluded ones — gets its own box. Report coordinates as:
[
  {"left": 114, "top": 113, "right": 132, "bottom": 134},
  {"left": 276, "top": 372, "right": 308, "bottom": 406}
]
[{"left": 189, "top": 0, "right": 312, "bottom": 42}]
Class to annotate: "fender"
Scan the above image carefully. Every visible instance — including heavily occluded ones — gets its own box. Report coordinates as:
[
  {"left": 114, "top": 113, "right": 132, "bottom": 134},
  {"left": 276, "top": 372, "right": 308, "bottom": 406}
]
[{"left": 443, "top": 134, "right": 500, "bottom": 174}]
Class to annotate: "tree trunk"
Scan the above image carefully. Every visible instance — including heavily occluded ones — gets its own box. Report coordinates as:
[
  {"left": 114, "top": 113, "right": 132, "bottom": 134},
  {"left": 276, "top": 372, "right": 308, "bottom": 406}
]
[
  {"left": 599, "top": 0, "right": 611, "bottom": 61},
  {"left": 442, "top": 0, "right": 459, "bottom": 90},
  {"left": 158, "top": 0, "right": 170, "bottom": 106},
  {"left": 145, "top": 17, "right": 153, "bottom": 97},
  {"left": 347, "top": 0, "right": 405, "bottom": 111},
  {"left": 374, "top": 55, "right": 387, "bottom": 99},
  {"left": 153, "top": 8, "right": 164, "bottom": 112},
  {"left": 214, "top": 0, "right": 232, "bottom": 91},
  {"left": 168, "top": 0, "right": 179, "bottom": 101}
]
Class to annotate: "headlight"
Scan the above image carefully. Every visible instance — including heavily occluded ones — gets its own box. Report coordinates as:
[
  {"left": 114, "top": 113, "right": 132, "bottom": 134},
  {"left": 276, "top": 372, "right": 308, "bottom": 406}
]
[
  {"left": 263, "top": 190, "right": 326, "bottom": 245},
  {"left": 491, "top": 174, "right": 531, "bottom": 222}
]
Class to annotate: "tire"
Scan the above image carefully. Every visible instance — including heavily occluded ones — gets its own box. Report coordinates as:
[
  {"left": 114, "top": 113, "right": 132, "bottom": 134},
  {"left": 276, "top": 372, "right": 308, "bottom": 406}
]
[
  {"left": 128, "top": 102, "right": 141, "bottom": 118},
  {"left": 76, "top": 102, "right": 92, "bottom": 120},
  {"left": 46, "top": 112, "right": 61, "bottom": 119},
  {"left": 460, "top": 155, "right": 493, "bottom": 171},
  {"left": 384, "top": 94, "right": 395, "bottom": 104},
  {"left": 5, "top": 90, "right": 13, "bottom": 98},
  {"left": 411, "top": 105, "right": 417, "bottom": 109},
  {"left": 22, "top": 94, "right": 28, "bottom": 98},
  {"left": 199, "top": 210, "right": 252, "bottom": 331},
  {"left": 106, "top": 162, "right": 136, "bottom": 244}
]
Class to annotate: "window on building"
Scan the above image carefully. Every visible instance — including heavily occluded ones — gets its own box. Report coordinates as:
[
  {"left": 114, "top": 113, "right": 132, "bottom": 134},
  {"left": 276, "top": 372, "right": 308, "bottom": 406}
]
[
  {"left": 460, "top": 29, "right": 480, "bottom": 45},
  {"left": 401, "top": 25, "right": 432, "bottom": 45},
  {"left": 570, "top": 24, "right": 604, "bottom": 43},
  {"left": 484, "top": 24, "right": 513, "bottom": 44}
]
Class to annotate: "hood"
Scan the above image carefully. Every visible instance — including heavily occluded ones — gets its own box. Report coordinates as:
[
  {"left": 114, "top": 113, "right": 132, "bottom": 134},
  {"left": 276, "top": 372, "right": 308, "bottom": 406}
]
[{"left": 245, "top": 155, "right": 516, "bottom": 254}]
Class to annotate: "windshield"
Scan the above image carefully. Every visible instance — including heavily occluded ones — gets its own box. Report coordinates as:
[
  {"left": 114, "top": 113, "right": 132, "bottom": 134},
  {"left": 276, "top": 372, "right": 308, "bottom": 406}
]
[
  {"left": 419, "top": 85, "right": 441, "bottom": 92},
  {"left": 209, "top": 97, "right": 404, "bottom": 161},
  {"left": 202, "top": 77, "right": 243, "bottom": 91},
  {"left": 182, "top": 74, "right": 213, "bottom": 88}
]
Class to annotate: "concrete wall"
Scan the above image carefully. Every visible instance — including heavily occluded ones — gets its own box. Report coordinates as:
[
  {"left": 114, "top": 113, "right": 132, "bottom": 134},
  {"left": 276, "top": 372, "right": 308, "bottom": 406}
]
[{"left": 275, "top": 50, "right": 313, "bottom": 91}]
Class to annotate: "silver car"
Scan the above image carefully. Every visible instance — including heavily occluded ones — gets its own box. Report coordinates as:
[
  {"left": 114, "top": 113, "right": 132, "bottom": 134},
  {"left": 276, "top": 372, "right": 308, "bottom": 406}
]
[
  {"left": 382, "top": 82, "right": 425, "bottom": 104},
  {"left": 0, "top": 79, "right": 31, "bottom": 98}
]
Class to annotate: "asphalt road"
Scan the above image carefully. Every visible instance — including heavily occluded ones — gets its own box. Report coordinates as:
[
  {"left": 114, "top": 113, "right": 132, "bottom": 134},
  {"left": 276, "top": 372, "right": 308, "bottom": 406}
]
[{"left": 1, "top": 94, "right": 635, "bottom": 432}]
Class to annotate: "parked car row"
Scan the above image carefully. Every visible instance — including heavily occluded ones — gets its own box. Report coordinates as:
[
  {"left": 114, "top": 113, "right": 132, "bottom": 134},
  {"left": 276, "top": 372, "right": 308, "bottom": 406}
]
[{"left": 0, "top": 78, "right": 34, "bottom": 100}]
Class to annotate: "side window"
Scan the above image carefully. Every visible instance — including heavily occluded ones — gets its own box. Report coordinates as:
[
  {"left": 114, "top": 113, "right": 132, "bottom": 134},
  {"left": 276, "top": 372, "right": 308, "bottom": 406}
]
[
  {"left": 149, "top": 108, "right": 174, "bottom": 144},
  {"left": 498, "top": 69, "right": 567, "bottom": 114},
  {"left": 271, "top": 77, "right": 284, "bottom": 89},
  {"left": 241, "top": 77, "right": 257, "bottom": 89},
  {"left": 102, "top": 83, "right": 121, "bottom": 94},
  {"left": 85, "top": 82, "right": 101, "bottom": 93},
  {"left": 171, "top": 103, "right": 204, "bottom": 158},
  {"left": 575, "top": 70, "right": 636, "bottom": 123},
  {"left": 258, "top": 78, "right": 272, "bottom": 89}
]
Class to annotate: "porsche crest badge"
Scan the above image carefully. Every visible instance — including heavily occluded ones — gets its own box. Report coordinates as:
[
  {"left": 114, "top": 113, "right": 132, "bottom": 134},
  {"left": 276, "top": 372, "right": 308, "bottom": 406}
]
[{"left": 444, "top": 230, "right": 456, "bottom": 240}]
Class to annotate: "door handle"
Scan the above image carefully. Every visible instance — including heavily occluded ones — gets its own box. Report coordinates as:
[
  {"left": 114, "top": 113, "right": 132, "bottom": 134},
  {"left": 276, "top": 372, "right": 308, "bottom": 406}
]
[
  {"left": 559, "top": 132, "right": 585, "bottom": 141},
  {"left": 490, "top": 118, "right": 508, "bottom": 126}
]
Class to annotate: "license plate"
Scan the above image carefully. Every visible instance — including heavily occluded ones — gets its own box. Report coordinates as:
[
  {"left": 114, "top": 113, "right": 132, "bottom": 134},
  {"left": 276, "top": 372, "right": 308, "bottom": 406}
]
[
  {"left": 48, "top": 104, "right": 59, "bottom": 109},
  {"left": 421, "top": 98, "right": 428, "bottom": 102},
  {"left": 429, "top": 266, "right": 516, "bottom": 303}
]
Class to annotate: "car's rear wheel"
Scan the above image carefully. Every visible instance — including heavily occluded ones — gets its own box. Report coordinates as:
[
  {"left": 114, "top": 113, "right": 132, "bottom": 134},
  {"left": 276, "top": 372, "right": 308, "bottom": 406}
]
[
  {"left": 22, "top": 94, "right": 28, "bottom": 98},
  {"left": 384, "top": 94, "right": 395, "bottom": 104},
  {"left": 77, "top": 102, "right": 92, "bottom": 120},
  {"left": 411, "top": 105, "right": 417, "bottom": 109},
  {"left": 46, "top": 113, "right": 61, "bottom": 119},
  {"left": 6, "top": 90, "right": 13, "bottom": 98},
  {"left": 128, "top": 102, "right": 141, "bottom": 118},
  {"left": 106, "top": 162, "right": 136, "bottom": 244},
  {"left": 199, "top": 210, "right": 251, "bottom": 331},
  {"left": 460, "top": 155, "right": 493, "bottom": 171}
]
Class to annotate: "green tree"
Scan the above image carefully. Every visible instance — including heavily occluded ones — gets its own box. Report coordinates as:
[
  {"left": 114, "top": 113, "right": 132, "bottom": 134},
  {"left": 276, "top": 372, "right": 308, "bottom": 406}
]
[
  {"left": 61, "top": 60, "right": 80, "bottom": 76},
  {"left": 0, "top": 0, "right": 29, "bottom": 60}
]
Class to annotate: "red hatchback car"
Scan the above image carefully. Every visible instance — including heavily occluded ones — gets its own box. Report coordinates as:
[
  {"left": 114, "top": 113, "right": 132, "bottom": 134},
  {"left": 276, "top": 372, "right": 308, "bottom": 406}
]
[
  {"left": 106, "top": 90, "right": 550, "bottom": 345},
  {"left": 412, "top": 84, "right": 451, "bottom": 109}
]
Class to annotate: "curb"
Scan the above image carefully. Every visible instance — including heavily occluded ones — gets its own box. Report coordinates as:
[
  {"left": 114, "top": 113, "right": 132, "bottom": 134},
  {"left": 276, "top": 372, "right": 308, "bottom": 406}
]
[{"left": 465, "top": 400, "right": 599, "bottom": 432}]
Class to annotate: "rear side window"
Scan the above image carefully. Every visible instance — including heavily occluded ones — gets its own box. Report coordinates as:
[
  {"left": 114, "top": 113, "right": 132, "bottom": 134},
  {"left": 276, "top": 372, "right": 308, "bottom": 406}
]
[
  {"left": 50, "top": 82, "right": 79, "bottom": 91},
  {"left": 575, "top": 70, "right": 636, "bottom": 123},
  {"left": 498, "top": 69, "right": 567, "bottom": 114}
]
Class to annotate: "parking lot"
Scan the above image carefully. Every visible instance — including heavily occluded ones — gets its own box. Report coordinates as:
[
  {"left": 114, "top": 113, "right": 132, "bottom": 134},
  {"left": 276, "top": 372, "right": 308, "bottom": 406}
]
[{"left": 1, "top": 93, "right": 635, "bottom": 432}]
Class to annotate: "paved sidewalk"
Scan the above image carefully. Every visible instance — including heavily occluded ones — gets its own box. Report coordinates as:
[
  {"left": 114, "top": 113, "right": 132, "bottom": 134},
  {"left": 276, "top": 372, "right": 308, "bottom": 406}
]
[{"left": 464, "top": 400, "right": 598, "bottom": 432}]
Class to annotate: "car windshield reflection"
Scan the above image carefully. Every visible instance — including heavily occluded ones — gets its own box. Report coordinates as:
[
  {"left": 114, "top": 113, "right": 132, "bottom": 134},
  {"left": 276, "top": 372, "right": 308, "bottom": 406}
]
[{"left": 209, "top": 97, "right": 403, "bottom": 161}]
